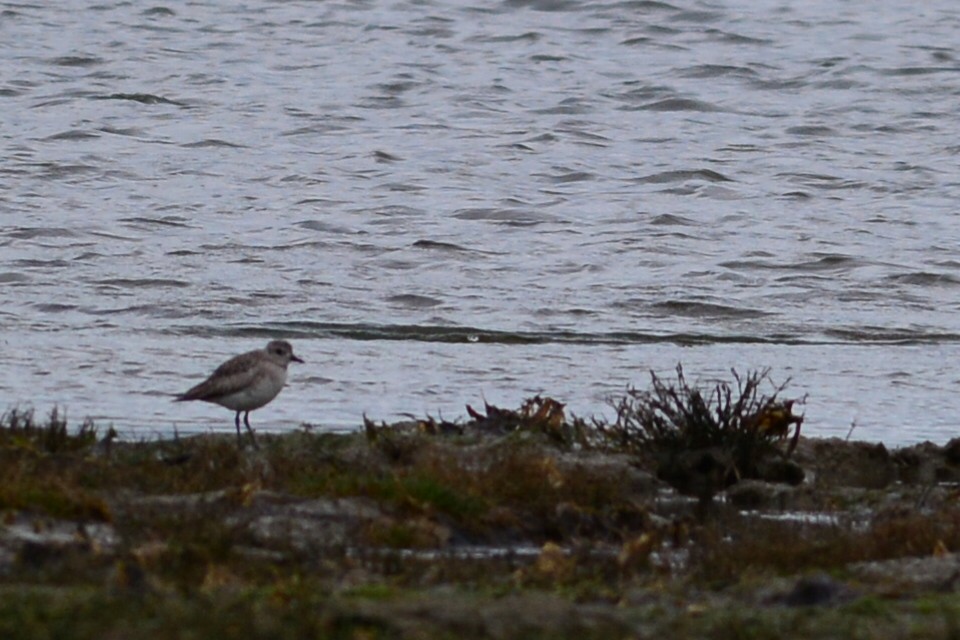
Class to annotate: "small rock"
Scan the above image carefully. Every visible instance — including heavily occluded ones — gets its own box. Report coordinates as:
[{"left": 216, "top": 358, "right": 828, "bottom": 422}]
[
  {"left": 804, "top": 439, "right": 896, "bottom": 489},
  {"left": 777, "top": 573, "right": 855, "bottom": 607},
  {"left": 725, "top": 479, "right": 795, "bottom": 510}
]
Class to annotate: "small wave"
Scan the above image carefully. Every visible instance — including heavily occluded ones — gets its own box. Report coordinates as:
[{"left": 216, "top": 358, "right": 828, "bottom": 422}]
[
  {"left": 368, "top": 205, "right": 427, "bottom": 218},
  {"left": 48, "top": 56, "right": 102, "bottom": 67},
  {"left": 32, "top": 303, "right": 77, "bottom": 313},
  {"left": 670, "top": 9, "right": 724, "bottom": 23},
  {"left": 468, "top": 32, "right": 541, "bottom": 43},
  {"left": 617, "top": 1, "right": 679, "bottom": 11},
  {"left": 544, "top": 170, "right": 595, "bottom": 183},
  {"left": 803, "top": 254, "right": 860, "bottom": 268},
  {"left": 703, "top": 29, "right": 771, "bottom": 45},
  {"left": 6, "top": 227, "right": 80, "bottom": 240},
  {"left": 97, "top": 93, "right": 186, "bottom": 106},
  {"left": 785, "top": 125, "right": 836, "bottom": 136},
  {"left": 372, "top": 150, "right": 402, "bottom": 162},
  {"left": 412, "top": 239, "right": 473, "bottom": 252},
  {"left": 14, "top": 258, "right": 72, "bottom": 267},
  {"left": 119, "top": 216, "right": 190, "bottom": 228},
  {"left": 880, "top": 66, "right": 960, "bottom": 76},
  {"left": 386, "top": 294, "right": 444, "bottom": 308},
  {"left": 297, "top": 220, "right": 357, "bottom": 234},
  {"left": 533, "top": 99, "right": 594, "bottom": 115},
  {"left": 501, "top": 0, "right": 580, "bottom": 11},
  {"left": 721, "top": 254, "right": 859, "bottom": 272},
  {"left": 33, "top": 163, "right": 99, "bottom": 179},
  {"left": 96, "top": 278, "right": 191, "bottom": 289},
  {"left": 678, "top": 64, "right": 759, "bottom": 79},
  {"left": 43, "top": 130, "right": 100, "bottom": 141},
  {"left": 648, "top": 300, "right": 772, "bottom": 318},
  {"left": 99, "top": 126, "right": 146, "bottom": 137},
  {"left": 635, "top": 98, "right": 726, "bottom": 112},
  {"left": 181, "top": 139, "right": 246, "bottom": 148},
  {"left": 530, "top": 53, "right": 569, "bottom": 62},
  {"left": 885, "top": 272, "right": 960, "bottom": 287},
  {"left": 648, "top": 213, "right": 696, "bottom": 225},
  {"left": 452, "top": 208, "right": 559, "bottom": 226},
  {"left": 634, "top": 169, "right": 732, "bottom": 184},
  {"left": 824, "top": 327, "right": 960, "bottom": 345},
  {"left": 776, "top": 172, "right": 866, "bottom": 191}
]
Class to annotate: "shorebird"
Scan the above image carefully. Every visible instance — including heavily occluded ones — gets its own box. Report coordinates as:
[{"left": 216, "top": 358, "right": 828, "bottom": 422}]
[{"left": 175, "top": 340, "right": 304, "bottom": 446}]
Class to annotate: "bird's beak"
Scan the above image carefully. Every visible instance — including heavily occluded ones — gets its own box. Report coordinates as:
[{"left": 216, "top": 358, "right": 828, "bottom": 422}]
[{"left": 292, "top": 354, "right": 305, "bottom": 363}]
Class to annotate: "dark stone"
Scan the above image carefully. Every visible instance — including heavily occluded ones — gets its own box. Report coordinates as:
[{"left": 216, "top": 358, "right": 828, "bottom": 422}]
[
  {"left": 779, "top": 574, "right": 852, "bottom": 607},
  {"left": 807, "top": 439, "right": 896, "bottom": 489},
  {"left": 945, "top": 438, "right": 960, "bottom": 466},
  {"left": 755, "top": 458, "right": 805, "bottom": 486},
  {"left": 18, "top": 541, "right": 65, "bottom": 568},
  {"left": 893, "top": 441, "right": 945, "bottom": 485},
  {"left": 656, "top": 448, "right": 736, "bottom": 502},
  {"left": 725, "top": 480, "right": 794, "bottom": 510}
]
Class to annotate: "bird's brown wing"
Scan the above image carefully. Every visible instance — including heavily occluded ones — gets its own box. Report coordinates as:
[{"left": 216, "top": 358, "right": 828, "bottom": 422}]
[{"left": 175, "top": 349, "right": 262, "bottom": 402}]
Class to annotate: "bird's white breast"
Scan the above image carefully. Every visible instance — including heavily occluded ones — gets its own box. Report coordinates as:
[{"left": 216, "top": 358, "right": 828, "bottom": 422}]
[{"left": 212, "top": 363, "right": 288, "bottom": 412}]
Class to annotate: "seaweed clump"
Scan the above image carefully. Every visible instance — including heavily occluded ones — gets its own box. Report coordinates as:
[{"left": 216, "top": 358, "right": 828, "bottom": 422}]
[
  {"left": 598, "top": 366, "right": 804, "bottom": 503},
  {"left": 364, "top": 395, "right": 591, "bottom": 452}
]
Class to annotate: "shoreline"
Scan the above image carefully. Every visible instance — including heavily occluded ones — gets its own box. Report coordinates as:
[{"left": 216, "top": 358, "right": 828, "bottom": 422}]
[{"left": 2, "top": 402, "right": 960, "bottom": 638}]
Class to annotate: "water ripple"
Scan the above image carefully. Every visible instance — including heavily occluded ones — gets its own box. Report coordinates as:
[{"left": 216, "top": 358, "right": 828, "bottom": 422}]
[{"left": 3, "top": 0, "right": 960, "bottom": 443}]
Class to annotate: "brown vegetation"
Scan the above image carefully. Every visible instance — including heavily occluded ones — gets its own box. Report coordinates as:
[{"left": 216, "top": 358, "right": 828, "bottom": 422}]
[{"left": 3, "top": 370, "right": 960, "bottom": 638}]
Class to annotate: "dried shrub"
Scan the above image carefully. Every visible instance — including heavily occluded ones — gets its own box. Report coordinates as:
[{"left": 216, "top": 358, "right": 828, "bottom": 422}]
[{"left": 597, "top": 366, "right": 804, "bottom": 500}]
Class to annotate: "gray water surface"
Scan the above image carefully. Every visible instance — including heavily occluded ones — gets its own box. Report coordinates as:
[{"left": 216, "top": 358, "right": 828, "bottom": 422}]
[{"left": 3, "top": 1, "right": 960, "bottom": 444}]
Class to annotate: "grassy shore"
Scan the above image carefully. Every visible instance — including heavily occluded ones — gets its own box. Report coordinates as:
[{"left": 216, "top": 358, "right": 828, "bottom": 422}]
[{"left": 3, "top": 381, "right": 960, "bottom": 639}]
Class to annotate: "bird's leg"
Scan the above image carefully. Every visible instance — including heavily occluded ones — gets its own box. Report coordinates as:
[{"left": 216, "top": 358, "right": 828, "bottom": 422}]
[
  {"left": 243, "top": 411, "right": 260, "bottom": 449},
  {"left": 234, "top": 411, "right": 243, "bottom": 445}
]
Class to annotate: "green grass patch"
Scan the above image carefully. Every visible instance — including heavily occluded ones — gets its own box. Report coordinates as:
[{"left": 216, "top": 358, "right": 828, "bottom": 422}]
[{"left": 0, "top": 407, "right": 98, "bottom": 454}]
